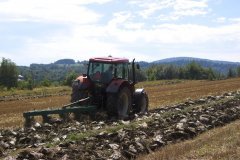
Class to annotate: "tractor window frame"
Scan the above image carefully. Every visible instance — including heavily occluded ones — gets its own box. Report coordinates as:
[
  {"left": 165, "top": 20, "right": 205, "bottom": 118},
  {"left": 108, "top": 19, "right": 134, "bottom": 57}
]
[
  {"left": 115, "top": 63, "right": 129, "bottom": 80},
  {"left": 88, "top": 61, "right": 129, "bottom": 83}
]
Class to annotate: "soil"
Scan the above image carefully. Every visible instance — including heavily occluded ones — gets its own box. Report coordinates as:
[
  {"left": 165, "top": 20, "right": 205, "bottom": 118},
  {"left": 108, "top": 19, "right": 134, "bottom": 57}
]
[{"left": 1, "top": 91, "right": 240, "bottom": 160}]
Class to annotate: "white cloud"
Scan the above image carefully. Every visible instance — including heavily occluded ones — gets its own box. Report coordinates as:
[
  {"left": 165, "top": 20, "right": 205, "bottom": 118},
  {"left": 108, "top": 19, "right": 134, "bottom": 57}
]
[
  {"left": 104, "top": 20, "right": 240, "bottom": 44},
  {"left": 107, "top": 11, "right": 132, "bottom": 28},
  {"left": 33, "top": 22, "right": 240, "bottom": 62},
  {"left": 139, "top": 0, "right": 175, "bottom": 19},
  {"left": 123, "top": 22, "right": 145, "bottom": 30},
  {"left": 130, "top": 0, "right": 209, "bottom": 20},
  {"left": 215, "top": 17, "right": 240, "bottom": 25},
  {"left": 173, "top": 0, "right": 208, "bottom": 11},
  {"left": 8, "top": 14, "right": 240, "bottom": 65},
  {"left": 229, "top": 18, "right": 240, "bottom": 23},
  {"left": 129, "top": 0, "right": 175, "bottom": 19},
  {"left": 1, "top": 0, "right": 240, "bottom": 65},
  {"left": 0, "top": 0, "right": 112, "bottom": 24},
  {"left": 216, "top": 17, "right": 227, "bottom": 23},
  {"left": 173, "top": 8, "right": 207, "bottom": 17}
]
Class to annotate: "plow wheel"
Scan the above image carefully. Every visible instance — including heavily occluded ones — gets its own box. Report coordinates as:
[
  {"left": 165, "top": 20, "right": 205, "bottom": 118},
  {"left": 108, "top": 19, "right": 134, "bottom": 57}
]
[{"left": 107, "top": 87, "right": 132, "bottom": 120}]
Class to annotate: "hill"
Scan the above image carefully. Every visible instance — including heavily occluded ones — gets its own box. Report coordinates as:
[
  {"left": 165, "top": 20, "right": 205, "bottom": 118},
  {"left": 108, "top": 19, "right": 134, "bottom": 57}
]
[
  {"left": 54, "top": 59, "right": 76, "bottom": 65},
  {"left": 139, "top": 57, "right": 240, "bottom": 74},
  {"left": 18, "top": 60, "right": 88, "bottom": 85}
]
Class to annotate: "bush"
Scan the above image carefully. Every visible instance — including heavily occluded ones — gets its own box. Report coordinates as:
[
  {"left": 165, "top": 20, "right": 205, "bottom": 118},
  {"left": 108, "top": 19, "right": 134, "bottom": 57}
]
[
  {"left": 41, "top": 79, "right": 51, "bottom": 87},
  {"left": 64, "top": 71, "right": 78, "bottom": 86},
  {"left": 17, "top": 80, "right": 33, "bottom": 90}
]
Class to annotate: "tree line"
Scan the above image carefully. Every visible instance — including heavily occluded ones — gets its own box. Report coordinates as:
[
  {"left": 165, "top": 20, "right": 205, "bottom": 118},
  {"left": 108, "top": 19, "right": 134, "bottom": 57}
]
[
  {"left": 0, "top": 58, "right": 78, "bottom": 90},
  {"left": 1, "top": 57, "right": 240, "bottom": 90},
  {"left": 142, "top": 61, "right": 240, "bottom": 81}
]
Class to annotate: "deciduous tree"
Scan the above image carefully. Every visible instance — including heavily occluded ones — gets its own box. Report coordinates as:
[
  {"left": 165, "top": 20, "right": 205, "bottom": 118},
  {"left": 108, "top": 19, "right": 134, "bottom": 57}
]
[{"left": 0, "top": 58, "right": 18, "bottom": 89}]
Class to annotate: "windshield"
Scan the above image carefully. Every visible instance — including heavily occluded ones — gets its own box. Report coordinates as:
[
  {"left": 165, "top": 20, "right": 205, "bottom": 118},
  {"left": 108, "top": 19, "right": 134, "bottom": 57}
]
[{"left": 88, "top": 62, "right": 129, "bottom": 83}]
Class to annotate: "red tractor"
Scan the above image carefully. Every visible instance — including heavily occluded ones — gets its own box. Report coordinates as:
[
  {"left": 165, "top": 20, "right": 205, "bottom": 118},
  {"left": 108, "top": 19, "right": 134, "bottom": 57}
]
[
  {"left": 23, "top": 56, "right": 148, "bottom": 126},
  {"left": 71, "top": 56, "right": 148, "bottom": 119}
]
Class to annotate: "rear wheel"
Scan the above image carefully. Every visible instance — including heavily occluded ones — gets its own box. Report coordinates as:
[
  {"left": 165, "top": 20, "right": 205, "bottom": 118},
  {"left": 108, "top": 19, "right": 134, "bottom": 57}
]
[{"left": 107, "top": 87, "right": 132, "bottom": 119}]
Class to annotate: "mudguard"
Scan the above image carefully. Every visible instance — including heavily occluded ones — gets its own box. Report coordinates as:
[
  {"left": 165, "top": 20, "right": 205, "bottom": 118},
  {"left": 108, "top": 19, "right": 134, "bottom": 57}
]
[
  {"left": 106, "top": 79, "right": 128, "bottom": 93},
  {"left": 134, "top": 88, "right": 145, "bottom": 95},
  {"left": 134, "top": 88, "right": 146, "bottom": 97},
  {"left": 133, "top": 88, "right": 146, "bottom": 104},
  {"left": 133, "top": 88, "right": 148, "bottom": 113}
]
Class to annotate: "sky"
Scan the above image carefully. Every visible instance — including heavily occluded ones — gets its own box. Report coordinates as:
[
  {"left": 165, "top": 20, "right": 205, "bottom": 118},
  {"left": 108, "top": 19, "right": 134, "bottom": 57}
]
[{"left": 0, "top": 0, "right": 240, "bottom": 66}]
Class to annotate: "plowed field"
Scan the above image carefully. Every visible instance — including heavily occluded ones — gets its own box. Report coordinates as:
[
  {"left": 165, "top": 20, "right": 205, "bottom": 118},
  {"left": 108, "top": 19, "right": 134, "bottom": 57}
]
[
  {"left": 1, "top": 78, "right": 240, "bottom": 159},
  {"left": 1, "top": 78, "right": 240, "bottom": 128}
]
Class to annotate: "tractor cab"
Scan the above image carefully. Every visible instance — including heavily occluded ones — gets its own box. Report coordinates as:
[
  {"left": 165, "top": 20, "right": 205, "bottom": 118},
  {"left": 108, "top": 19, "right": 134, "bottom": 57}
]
[
  {"left": 88, "top": 57, "right": 130, "bottom": 84},
  {"left": 87, "top": 57, "right": 132, "bottom": 108}
]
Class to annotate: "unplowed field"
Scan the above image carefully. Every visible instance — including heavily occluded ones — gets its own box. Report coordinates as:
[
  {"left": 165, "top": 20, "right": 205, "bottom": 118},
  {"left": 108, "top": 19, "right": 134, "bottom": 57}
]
[{"left": 1, "top": 78, "right": 240, "bottom": 128}]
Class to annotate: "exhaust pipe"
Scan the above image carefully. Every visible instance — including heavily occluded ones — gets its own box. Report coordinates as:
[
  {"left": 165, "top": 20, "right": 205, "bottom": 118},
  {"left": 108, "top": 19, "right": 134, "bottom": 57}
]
[{"left": 132, "top": 58, "right": 136, "bottom": 84}]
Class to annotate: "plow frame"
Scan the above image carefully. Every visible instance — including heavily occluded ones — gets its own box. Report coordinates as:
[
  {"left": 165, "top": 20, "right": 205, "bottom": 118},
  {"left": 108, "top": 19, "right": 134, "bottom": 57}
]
[{"left": 23, "top": 97, "right": 97, "bottom": 127}]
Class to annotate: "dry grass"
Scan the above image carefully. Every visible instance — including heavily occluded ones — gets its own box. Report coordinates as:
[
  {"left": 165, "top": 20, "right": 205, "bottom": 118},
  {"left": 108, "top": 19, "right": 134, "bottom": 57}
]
[
  {"left": 138, "top": 120, "right": 240, "bottom": 160},
  {"left": 0, "top": 86, "right": 71, "bottom": 128},
  {"left": 0, "top": 86, "right": 71, "bottom": 97},
  {"left": 1, "top": 78, "right": 240, "bottom": 128},
  {"left": 0, "top": 96, "right": 70, "bottom": 128},
  {"left": 138, "top": 78, "right": 240, "bottom": 108}
]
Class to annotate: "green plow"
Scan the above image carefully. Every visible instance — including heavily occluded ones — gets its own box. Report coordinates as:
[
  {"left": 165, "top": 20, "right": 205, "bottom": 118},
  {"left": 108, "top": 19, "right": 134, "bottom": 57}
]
[{"left": 23, "top": 97, "right": 97, "bottom": 127}]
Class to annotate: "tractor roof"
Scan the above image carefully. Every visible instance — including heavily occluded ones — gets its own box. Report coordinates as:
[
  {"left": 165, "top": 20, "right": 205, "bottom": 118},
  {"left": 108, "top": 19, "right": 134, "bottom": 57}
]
[{"left": 89, "top": 57, "right": 129, "bottom": 63}]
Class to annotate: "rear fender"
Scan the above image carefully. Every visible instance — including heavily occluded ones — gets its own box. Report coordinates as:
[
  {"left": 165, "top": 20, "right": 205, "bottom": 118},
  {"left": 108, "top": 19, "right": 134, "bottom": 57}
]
[{"left": 106, "top": 79, "right": 128, "bottom": 93}]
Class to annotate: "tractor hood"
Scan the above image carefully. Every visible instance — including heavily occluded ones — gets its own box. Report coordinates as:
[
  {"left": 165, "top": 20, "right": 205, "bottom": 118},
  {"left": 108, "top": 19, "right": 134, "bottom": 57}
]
[{"left": 75, "top": 75, "right": 92, "bottom": 90}]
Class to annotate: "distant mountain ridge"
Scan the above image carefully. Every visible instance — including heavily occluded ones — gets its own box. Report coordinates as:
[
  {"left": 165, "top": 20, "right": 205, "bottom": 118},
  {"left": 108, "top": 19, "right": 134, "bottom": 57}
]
[
  {"left": 139, "top": 57, "right": 240, "bottom": 74},
  {"left": 152, "top": 57, "right": 240, "bottom": 65}
]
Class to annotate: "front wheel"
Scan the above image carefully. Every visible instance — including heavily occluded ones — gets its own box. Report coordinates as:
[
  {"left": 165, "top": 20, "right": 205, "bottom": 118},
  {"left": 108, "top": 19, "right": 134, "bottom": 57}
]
[
  {"left": 107, "top": 87, "right": 132, "bottom": 119},
  {"left": 134, "top": 92, "right": 148, "bottom": 114},
  {"left": 71, "top": 80, "right": 87, "bottom": 103}
]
